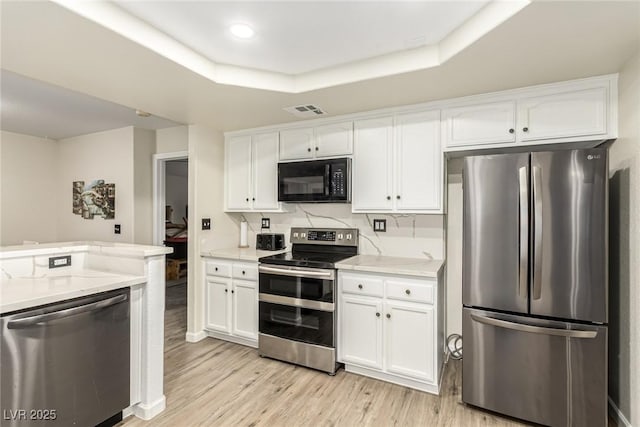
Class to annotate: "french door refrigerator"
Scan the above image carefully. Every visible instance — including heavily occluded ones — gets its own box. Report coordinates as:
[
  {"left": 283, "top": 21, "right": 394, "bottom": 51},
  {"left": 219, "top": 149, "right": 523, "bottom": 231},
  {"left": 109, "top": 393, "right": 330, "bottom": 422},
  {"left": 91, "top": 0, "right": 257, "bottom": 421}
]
[{"left": 462, "top": 147, "right": 608, "bottom": 427}]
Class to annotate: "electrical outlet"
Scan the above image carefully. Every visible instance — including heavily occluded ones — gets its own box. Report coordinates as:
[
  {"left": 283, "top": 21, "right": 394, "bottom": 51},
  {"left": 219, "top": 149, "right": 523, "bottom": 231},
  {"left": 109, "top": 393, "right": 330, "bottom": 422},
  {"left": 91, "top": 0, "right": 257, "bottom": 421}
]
[
  {"left": 373, "top": 219, "right": 386, "bottom": 232},
  {"left": 202, "top": 218, "right": 211, "bottom": 230},
  {"left": 49, "top": 255, "right": 71, "bottom": 269},
  {"left": 261, "top": 218, "right": 270, "bottom": 229},
  {"left": 114, "top": 224, "right": 121, "bottom": 234}
]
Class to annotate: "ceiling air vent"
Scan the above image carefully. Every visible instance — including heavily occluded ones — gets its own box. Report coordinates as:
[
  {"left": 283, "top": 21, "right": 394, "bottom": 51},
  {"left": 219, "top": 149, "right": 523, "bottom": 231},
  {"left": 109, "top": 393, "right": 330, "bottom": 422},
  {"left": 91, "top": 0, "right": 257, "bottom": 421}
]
[{"left": 283, "top": 104, "right": 327, "bottom": 118}]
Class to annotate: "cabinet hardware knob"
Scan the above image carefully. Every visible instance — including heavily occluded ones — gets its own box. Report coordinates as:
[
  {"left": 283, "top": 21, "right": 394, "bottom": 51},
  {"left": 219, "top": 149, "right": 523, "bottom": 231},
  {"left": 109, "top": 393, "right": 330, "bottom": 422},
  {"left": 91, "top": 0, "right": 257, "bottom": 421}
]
[
  {"left": 307, "top": 148, "right": 311, "bottom": 152},
  {"left": 386, "top": 313, "right": 391, "bottom": 319},
  {"left": 315, "top": 147, "right": 319, "bottom": 151},
  {"left": 358, "top": 284, "right": 363, "bottom": 289},
  {"left": 405, "top": 289, "right": 411, "bottom": 295},
  {"left": 242, "top": 271, "right": 245, "bottom": 275},
  {"left": 396, "top": 195, "right": 401, "bottom": 200},
  {"left": 509, "top": 128, "right": 515, "bottom": 134},
  {"left": 523, "top": 127, "right": 529, "bottom": 132},
  {"left": 376, "top": 312, "right": 380, "bottom": 317},
  {"left": 232, "top": 290, "right": 235, "bottom": 293},
  {"left": 225, "top": 289, "right": 228, "bottom": 293},
  {"left": 246, "top": 197, "right": 249, "bottom": 202},
  {"left": 215, "top": 267, "right": 218, "bottom": 271},
  {"left": 252, "top": 198, "right": 255, "bottom": 201},
  {"left": 386, "top": 196, "right": 391, "bottom": 200}
]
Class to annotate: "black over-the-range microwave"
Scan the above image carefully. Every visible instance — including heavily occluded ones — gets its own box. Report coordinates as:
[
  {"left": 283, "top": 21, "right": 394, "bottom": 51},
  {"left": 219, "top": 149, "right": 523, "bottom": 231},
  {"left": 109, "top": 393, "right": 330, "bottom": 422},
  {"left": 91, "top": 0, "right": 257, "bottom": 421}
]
[{"left": 277, "top": 157, "right": 351, "bottom": 203}]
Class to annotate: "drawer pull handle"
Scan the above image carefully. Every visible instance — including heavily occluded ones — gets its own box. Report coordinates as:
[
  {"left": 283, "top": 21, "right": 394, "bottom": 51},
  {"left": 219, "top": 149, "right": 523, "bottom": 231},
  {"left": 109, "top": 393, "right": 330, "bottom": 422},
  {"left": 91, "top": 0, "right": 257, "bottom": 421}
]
[
  {"left": 376, "top": 312, "right": 380, "bottom": 317},
  {"left": 405, "top": 289, "right": 411, "bottom": 295},
  {"left": 242, "top": 271, "right": 246, "bottom": 275},
  {"left": 386, "top": 313, "right": 391, "bottom": 319},
  {"left": 358, "top": 284, "right": 363, "bottom": 289},
  {"left": 215, "top": 267, "right": 219, "bottom": 271}
]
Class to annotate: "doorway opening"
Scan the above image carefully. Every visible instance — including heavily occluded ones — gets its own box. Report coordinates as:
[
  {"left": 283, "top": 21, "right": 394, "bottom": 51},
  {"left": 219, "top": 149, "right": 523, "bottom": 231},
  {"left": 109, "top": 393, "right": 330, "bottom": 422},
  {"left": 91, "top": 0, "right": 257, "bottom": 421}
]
[{"left": 153, "top": 152, "right": 189, "bottom": 316}]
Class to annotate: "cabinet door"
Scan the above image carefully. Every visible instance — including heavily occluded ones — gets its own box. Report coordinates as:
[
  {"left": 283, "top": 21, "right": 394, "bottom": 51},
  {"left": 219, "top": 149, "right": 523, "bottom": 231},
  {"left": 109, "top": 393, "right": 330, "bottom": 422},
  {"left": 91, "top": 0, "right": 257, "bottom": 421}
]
[
  {"left": 442, "top": 101, "right": 516, "bottom": 147},
  {"left": 385, "top": 300, "right": 435, "bottom": 382},
  {"left": 340, "top": 295, "right": 383, "bottom": 369},
  {"left": 252, "top": 132, "right": 280, "bottom": 210},
  {"left": 279, "top": 128, "right": 314, "bottom": 160},
  {"left": 517, "top": 87, "right": 608, "bottom": 142},
  {"left": 395, "top": 110, "right": 442, "bottom": 211},
  {"left": 232, "top": 279, "right": 258, "bottom": 340},
  {"left": 314, "top": 121, "right": 353, "bottom": 157},
  {"left": 226, "top": 136, "right": 252, "bottom": 210},
  {"left": 352, "top": 117, "right": 393, "bottom": 211},
  {"left": 206, "top": 277, "right": 231, "bottom": 333}
]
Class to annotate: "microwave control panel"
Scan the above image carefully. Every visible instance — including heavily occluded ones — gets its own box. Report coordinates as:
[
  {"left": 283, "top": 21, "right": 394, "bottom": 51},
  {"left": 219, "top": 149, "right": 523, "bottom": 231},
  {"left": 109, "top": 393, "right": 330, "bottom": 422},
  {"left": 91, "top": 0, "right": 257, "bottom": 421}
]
[{"left": 331, "top": 168, "right": 346, "bottom": 196}]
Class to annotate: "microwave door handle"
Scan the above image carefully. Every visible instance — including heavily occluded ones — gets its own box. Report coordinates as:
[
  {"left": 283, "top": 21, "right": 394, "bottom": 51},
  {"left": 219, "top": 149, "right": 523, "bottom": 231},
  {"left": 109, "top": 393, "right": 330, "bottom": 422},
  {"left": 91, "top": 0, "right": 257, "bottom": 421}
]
[{"left": 324, "top": 164, "right": 331, "bottom": 197}]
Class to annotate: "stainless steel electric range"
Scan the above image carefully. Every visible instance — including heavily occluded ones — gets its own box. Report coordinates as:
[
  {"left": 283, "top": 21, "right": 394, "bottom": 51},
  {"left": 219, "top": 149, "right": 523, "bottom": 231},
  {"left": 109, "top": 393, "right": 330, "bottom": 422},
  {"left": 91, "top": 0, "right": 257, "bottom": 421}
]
[{"left": 257, "top": 227, "right": 358, "bottom": 375}]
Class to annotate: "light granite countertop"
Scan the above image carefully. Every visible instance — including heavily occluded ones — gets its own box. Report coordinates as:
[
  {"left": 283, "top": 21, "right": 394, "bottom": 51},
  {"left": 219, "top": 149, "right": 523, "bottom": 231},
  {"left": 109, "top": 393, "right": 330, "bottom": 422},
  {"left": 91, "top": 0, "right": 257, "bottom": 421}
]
[
  {"left": 335, "top": 255, "right": 445, "bottom": 278},
  {"left": 0, "top": 241, "right": 173, "bottom": 259},
  {"left": 201, "top": 247, "right": 288, "bottom": 262},
  {"left": 0, "top": 269, "right": 146, "bottom": 314}
]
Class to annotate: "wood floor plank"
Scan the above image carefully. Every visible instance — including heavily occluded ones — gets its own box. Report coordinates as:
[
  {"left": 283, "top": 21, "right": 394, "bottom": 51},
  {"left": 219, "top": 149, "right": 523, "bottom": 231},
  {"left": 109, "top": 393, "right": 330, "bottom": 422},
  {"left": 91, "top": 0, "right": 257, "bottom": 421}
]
[{"left": 119, "top": 284, "right": 616, "bottom": 427}]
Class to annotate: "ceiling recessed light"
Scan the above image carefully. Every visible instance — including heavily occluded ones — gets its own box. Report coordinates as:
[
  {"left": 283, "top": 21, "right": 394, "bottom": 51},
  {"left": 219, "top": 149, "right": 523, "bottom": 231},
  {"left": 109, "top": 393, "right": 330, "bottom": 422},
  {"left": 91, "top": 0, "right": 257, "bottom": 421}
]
[{"left": 230, "top": 23, "right": 254, "bottom": 39}]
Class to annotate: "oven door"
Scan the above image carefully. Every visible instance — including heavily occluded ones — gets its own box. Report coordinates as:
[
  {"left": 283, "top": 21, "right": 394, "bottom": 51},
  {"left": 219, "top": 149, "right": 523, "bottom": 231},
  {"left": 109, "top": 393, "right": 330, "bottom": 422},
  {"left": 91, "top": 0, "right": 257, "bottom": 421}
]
[
  {"left": 259, "top": 301, "right": 334, "bottom": 347},
  {"left": 258, "top": 264, "right": 335, "bottom": 303}
]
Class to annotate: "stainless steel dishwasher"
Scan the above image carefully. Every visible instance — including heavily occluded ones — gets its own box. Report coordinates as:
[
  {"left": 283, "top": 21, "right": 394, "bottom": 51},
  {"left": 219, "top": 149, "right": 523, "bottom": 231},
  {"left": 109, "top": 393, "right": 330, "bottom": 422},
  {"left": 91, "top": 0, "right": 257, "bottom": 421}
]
[{"left": 1, "top": 288, "right": 130, "bottom": 427}]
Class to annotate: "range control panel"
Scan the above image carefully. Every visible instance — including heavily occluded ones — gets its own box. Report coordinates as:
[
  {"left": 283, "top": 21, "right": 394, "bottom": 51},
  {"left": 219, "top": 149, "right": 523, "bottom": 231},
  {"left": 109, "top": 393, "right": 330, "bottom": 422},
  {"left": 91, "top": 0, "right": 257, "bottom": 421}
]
[{"left": 290, "top": 227, "right": 358, "bottom": 247}]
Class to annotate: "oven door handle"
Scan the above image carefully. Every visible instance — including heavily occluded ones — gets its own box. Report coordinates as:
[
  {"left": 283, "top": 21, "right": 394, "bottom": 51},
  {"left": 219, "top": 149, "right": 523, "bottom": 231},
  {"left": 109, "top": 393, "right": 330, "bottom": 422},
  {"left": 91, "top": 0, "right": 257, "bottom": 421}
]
[
  {"left": 259, "top": 264, "right": 335, "bottom": 280},
  {"left": 259, "top": 293, "right": 335, "bottom": 312},
  {"left": 324, "top": 164, "right": 331, "bottom": 197}
]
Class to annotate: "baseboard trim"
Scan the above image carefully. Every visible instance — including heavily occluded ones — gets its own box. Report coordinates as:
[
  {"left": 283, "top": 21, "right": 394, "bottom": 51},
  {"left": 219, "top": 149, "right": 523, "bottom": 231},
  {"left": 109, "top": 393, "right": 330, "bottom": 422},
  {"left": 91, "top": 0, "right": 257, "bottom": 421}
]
[
  {"left": 608, "top": 396, "right": 632, "bottom": 427},
  {"left": 132, "top": 395, "right": 166, "bottom": 420},
  {"left": 185, "top": 330, "right": 207, "bottom": 343}
]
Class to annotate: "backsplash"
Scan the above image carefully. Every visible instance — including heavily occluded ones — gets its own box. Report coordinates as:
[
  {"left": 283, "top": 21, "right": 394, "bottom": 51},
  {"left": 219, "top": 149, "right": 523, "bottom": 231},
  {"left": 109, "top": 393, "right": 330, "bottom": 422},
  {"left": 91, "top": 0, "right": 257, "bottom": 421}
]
[{"left": 226, "top": 204, "right": 445, "bottom": 260}]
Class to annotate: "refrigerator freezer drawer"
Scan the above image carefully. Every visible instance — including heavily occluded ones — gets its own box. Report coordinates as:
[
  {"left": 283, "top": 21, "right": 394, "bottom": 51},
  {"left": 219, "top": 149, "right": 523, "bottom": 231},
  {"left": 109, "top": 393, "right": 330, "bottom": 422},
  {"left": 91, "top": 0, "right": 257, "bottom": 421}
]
[{"left": 462, "top": 307, "right": 607, "bottom": 427}]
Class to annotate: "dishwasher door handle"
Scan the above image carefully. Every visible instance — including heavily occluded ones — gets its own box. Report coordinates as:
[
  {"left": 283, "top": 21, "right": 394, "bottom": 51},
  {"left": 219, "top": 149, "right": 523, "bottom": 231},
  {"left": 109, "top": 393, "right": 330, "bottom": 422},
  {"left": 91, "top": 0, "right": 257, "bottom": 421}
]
[{"left": 7, "top": 294, "right": 128, "bottom": 329}]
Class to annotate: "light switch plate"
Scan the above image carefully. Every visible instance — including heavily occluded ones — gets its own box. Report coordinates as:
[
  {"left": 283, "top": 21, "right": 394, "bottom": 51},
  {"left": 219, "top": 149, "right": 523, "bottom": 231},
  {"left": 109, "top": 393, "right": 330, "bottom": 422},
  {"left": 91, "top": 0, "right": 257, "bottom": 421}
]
[
  {"left": 49, "top": 255, "right": 71, "bottom": 269},
  {"left": 373, "top": 219, "right": 386, "bottom": 232},
  {"left": 261, "top": 218, "right": 270, "bottom": 229},
  {"left": 202, "top": 218, "right": 211, "bottom": 230},
  {"left": 114, "top": 224, "right": 121, "bottom": 234}
]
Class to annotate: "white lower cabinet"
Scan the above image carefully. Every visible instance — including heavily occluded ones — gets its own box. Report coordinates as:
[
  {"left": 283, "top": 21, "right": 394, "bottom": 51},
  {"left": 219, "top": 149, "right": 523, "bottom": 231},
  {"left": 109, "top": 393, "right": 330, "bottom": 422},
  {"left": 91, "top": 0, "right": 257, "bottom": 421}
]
[
  {"left": 204, "top": 258, "right": 258, "bottom": 347},
  {"left": 339, "top": 271, "right": 443, "bottom": 394}
]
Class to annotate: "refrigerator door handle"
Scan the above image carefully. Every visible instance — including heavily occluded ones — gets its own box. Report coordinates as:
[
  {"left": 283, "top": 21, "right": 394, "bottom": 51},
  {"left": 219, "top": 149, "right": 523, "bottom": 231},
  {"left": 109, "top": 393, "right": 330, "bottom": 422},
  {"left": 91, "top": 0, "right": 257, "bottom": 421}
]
[
  {"left": 518, "top": 166, "right": 528, "bottom": 298},
  {"left": 470, "top": 314, "right": 597, "bottom": 339},
  {"left": 532, "top": 165, "right": 543, "bottom": 300}
]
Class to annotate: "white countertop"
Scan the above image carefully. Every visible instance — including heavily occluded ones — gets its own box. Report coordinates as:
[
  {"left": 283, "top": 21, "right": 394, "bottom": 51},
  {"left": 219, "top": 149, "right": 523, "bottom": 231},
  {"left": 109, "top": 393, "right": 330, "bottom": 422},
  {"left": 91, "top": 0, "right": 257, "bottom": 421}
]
[
  {"left": 0, "top": 241, "right": 173, "bottom": 259},
  {"left": 201, "top": 247, "right": 288, "bottom": 262},
  {"left": 335, "top": 255, "right": 445, "bottom": 278},
  {"left": 0, "top": 269, "right": 146, "bottom": 314}
]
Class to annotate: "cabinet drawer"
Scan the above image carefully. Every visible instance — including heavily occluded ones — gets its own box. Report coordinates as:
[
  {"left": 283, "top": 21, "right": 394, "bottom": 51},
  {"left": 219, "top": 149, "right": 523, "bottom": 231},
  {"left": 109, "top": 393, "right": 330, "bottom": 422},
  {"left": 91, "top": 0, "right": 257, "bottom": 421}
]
[
  {"left": 342, "top": 275, "right": 383, "bottom": 297},
  {"left": 206, "top": 260, "right": 232, "bottom": 277},
  {"left": 233, "top": 264, "right": 258, "bottom": 281},
  {"left": 386, "top": 279, "right": 435, "bottom": 304}
]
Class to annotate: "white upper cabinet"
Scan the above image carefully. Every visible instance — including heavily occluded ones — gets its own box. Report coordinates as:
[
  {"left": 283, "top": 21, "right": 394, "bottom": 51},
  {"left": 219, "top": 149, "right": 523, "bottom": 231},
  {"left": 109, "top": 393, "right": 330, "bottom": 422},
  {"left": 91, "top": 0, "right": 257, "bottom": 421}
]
[
  {"left": 225, "top": 132, "right": 282, "bottom": 212},
  {"left": 314, "top": 122, "right": 354, "bottom": 158},
  {"left": 252, "top": 132, "right": 280, "bottom": 210},
  {"left": 279, "top": 121, "right": 353, "bottom": 161},
  {"left": 442, "top": 101, "right": 516, "bottom": 147},
  {"left": 352, "top": 117, "right": 394, "bottom": 211},
  {"left": 353, "top": 112, "right": 443, "bottom": 213},
  {"left": 225, "top": 135, "right": 252, "bottom": 210},
  {"left": 443, "top": 75, "right": 616, "bottom": 151},
  {"left": 395, "top": 111, "right": 441, "bottom": 211},
  {"left": 517, "top": 87, "right": 608, "bottom": 141},
  {"left": 279, "top": 128, "right": 314, "bottom": 160}
]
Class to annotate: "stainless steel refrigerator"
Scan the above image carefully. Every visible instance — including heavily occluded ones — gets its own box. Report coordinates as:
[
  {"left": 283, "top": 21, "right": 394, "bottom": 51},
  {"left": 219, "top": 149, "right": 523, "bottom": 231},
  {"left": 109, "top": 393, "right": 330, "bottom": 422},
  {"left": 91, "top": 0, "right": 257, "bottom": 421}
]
[{"left": 462, "top": 147, "right": 608, "bottom": 427}]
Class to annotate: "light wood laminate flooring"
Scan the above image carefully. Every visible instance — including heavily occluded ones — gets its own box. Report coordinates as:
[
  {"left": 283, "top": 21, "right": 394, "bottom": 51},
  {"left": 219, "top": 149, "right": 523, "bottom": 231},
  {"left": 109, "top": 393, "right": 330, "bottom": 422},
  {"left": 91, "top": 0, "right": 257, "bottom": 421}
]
[{"left": 119, "top": 284, "right": 614, "bottom": 427}]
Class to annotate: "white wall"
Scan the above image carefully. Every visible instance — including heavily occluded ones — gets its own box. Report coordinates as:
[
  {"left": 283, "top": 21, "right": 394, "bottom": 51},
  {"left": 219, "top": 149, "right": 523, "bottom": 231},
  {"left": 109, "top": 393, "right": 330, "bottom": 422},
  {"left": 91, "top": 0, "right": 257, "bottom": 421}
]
[
  {"left": 187, "top": 124, "right": 238, "bottom": 337},
  {"left": 0, "top": 131, "right": 58, "bottom": 245},
  {"left": 156, "top": 126, "right": 188, "bottom": 154},
  {"left": 609, "top": 50, "right": 640, "bottom": 427},
  {"left": 56, "top": 127, "right": 135, "bottom": 242},
  {"left": 133, "top": 128, "right": 156, "bottom": 245},
  {"left": 165, "top": 161, "right": 188, "bottom": 224}
]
